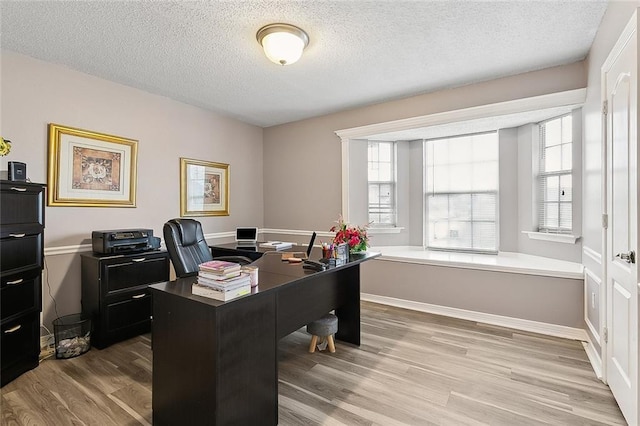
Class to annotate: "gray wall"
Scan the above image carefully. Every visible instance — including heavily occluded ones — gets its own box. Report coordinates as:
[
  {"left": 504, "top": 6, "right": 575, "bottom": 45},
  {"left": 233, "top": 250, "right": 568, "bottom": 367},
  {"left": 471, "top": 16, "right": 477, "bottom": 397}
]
[
  {"left": 581, "top": 1, "right": 640, "bottom": 357},
  {"left": 394, "top": 142, "right": 411, "bottom": 245},
  {"left": 517, "top": 124, "right": 537, "bottom": 251},
  {"left": 408, "top": 140, "right": 425, "bottom": 246},
  {"left": 1, "top": 51, "right": 264, "bottom": 328},
  {"left": 348, "top": 139, "right": 369, "bottom": 228},
  {"left": 499, "top": 128, "right": 519, "bottom": 252},
  {"left": 362, "top": 260, "right": 584, "bottom": 328}
]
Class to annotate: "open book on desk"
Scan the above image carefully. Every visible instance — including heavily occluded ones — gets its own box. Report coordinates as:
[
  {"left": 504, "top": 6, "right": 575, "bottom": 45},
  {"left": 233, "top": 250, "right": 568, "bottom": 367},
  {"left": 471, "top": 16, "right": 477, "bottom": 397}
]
[{"left": 259, "top": 241, "right": 293, "bottom": 250}]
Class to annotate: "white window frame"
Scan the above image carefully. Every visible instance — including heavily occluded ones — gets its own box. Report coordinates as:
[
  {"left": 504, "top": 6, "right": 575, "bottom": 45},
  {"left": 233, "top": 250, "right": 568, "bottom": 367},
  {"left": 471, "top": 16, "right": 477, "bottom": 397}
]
[
  {"left": 425, "top": 131, "right": 499, "bottom": 253},
  {"left": 367, "top": 141, "right": 397, "bottom": 227},
  {"left": 537, "top": 114, "right": 573, "bottom": 234}
]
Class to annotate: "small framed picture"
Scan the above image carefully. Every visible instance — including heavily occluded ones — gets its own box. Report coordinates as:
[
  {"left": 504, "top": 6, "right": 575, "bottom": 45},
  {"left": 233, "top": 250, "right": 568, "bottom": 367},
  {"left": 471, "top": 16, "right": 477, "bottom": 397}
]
[{"left": 180, "top": 158, "right": 229, "bottom": 217}]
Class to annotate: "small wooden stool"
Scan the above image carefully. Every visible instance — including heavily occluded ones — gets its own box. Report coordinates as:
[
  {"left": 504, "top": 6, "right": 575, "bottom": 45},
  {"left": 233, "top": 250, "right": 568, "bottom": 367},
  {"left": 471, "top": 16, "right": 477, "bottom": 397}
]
[{"left": 306, "top": 313, "right": 338, "bottom": 353}]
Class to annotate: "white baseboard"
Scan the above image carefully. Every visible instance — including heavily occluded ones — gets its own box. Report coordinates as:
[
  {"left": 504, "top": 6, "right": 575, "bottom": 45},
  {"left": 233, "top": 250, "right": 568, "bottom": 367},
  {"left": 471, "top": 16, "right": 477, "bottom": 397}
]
[
  {"left": 362, "top": 293, "right": 588, "bottom": 341},
  {"left": 203, "top": 231, "right": 235, "bottom": 240},
  {"left": 43, "top": 228, "right": 329, "bottom": 257},
  {"left": 582, "top": 336, "right": 603, "bottom": 379},
  {"left": 44, "top": 243, "right": 93, "bottom": 256},
  {"left": 261, "top": 228, "right": 334, "bottom": 238}
]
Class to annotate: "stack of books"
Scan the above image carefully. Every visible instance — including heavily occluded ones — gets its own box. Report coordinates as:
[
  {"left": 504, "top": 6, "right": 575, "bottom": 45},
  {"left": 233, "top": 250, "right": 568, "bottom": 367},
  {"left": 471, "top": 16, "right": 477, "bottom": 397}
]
[{"left": 192, "top": 260, "right": 251, "bottom": 301}]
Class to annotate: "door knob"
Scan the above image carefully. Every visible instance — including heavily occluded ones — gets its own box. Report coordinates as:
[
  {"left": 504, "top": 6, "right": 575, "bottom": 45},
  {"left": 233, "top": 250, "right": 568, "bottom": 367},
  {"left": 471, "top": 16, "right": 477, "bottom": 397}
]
[{"left": 615, "top": 251, "right": 636, "bottom": 264}]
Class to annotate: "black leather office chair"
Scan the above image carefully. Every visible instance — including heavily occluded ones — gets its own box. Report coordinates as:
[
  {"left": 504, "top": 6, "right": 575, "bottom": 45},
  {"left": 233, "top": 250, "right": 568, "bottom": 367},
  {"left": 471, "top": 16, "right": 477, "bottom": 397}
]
[{"left": 163, "top": 218, "right": 252, "bottom": 278}]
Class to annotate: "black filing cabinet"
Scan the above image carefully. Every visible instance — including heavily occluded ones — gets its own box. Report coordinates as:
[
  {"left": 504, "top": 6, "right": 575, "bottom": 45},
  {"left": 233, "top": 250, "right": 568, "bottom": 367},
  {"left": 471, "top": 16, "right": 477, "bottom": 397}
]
[
  {"left": 81, "top": 251, "right": 169, "bottom": 349},
  {"left": 0, "top": 181, "right": 46, "bottom": 387}
]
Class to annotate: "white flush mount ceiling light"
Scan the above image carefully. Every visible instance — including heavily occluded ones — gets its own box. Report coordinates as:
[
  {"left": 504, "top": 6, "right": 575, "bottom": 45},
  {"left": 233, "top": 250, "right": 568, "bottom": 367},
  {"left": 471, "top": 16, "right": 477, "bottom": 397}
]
[{"left": 256, "top": 23, "right": 309, "bottom": 66}]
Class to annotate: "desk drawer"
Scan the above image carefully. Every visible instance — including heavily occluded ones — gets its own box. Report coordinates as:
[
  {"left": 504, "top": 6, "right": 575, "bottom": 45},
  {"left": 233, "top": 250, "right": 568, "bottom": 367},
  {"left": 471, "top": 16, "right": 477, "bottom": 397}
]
[
  {"left": 1, "top": 269, "right": 41, "bottom": 320},
  {"left": 95, "top": 291, "right": 151, "bottom": 348},
  {"left": 0, "top": 182, "right": 45, "bottom": 229},
  {"left": 0, "top": 233, "right": 43, "bottom": 276},
  {"left": 107, "top": 291, "right": 152, "bottom": 331},
  {"left": 101, "top": 254, "right": 169, "bottom": 295},
  {"left": 1, "top": 312, "right": 39, "bottom": 386}
]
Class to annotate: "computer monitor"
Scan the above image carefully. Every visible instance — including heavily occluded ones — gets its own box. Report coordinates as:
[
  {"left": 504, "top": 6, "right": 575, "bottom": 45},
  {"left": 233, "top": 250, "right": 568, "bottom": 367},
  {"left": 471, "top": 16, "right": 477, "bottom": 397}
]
[
  {"left": 305, "top": 232, "right": 317, "bottom": 257},
  {"left": 235, "top": 227, "right": 258, "bottom": 246},
  {"left": 281, "top": 232, "right": 317, "bottom": 261}
]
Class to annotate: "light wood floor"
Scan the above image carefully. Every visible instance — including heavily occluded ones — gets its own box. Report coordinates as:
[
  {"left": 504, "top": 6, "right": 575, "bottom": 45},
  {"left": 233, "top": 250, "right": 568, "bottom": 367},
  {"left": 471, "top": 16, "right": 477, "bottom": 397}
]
[{"left": 1, "top": 302, "right": 627, "bottom": 425}]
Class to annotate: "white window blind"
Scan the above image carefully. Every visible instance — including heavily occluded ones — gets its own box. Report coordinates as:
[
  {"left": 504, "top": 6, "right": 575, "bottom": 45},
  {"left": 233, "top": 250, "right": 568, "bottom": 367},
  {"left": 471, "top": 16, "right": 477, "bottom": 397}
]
[
  {"left": 425, "top": 132, "right": 498, "bottom": 252},
  {"left": 538, "top": 114, "right": 572, "bottom": 233},
  {"left": 368, "top": 141, "right": 396, "bottom": 227}
]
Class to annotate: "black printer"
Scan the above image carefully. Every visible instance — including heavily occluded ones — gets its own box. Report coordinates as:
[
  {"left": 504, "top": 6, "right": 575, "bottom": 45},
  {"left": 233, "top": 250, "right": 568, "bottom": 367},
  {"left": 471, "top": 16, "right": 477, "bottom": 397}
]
[{"left": 92, "top": 229, "right": 160, "bottom": 255}]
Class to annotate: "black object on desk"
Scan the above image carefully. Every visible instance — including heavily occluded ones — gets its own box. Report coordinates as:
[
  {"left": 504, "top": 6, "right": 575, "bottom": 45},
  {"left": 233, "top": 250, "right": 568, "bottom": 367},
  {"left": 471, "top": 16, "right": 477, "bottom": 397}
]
[
  {"left": 303, "top": 258, "right": 326, "bottom": 271},
  {"left": 210, "top": 242, "right": 267, "bottom": 261},
  {"left": 150, "top": 245, "right": 379, "bottom": 425}
]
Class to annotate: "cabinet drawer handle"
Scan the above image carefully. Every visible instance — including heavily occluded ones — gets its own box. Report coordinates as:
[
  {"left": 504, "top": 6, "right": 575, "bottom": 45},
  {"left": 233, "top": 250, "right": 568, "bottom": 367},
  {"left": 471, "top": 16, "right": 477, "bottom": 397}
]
[
  {"left": 4, "top": 325, "right": 22, "bottom": 334},
  {"left": 132, "top": 293, "right": 146, "bottom": 299},
  {"left": 10, "top": 187, "right": 27, "bottom": 192},
  {"left": 9, "top": 233, "right": 26, "bottom": 238},
  {"left": 6, "top": 278, "right": 24, "bottom": 285},
  {"left": 131, "top": 258, "right": 146, "bottom": 262}
]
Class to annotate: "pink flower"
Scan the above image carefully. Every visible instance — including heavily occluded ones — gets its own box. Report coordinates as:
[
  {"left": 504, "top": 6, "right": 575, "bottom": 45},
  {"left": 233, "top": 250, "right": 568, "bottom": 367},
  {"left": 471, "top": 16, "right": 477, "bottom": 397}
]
[{"left": 330, "top": 215, "right": 371, "bottom": 251}]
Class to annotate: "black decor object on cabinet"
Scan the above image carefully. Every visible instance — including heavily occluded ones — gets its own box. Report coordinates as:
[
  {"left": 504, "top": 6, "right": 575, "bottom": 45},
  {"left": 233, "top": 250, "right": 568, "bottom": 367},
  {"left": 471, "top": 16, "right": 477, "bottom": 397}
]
[
  {"left": 81, "top": 250, "right": 169, "bottom": 349},
  {"left": 0, "top": 181, "right": 46, "bottom": 387}
]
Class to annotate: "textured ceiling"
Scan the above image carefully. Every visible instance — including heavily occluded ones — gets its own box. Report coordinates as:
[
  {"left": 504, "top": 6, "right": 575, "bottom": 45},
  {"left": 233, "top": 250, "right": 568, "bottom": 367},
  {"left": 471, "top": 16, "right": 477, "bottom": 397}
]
[{"left": 0, "top": 1, "right": 608, "bottom": 128}]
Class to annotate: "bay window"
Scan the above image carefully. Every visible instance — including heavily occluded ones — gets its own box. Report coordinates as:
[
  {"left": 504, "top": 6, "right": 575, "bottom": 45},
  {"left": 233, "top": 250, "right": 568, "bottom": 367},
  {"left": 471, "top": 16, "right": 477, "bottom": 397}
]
[{"left": 425, "top": 132, "right": 499, "bottom": 252}]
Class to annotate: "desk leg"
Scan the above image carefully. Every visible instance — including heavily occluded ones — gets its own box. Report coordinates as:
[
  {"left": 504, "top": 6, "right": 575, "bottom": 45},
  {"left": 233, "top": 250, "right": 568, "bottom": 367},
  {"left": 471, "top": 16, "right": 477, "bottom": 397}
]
[{"left": 335, "top": 265, "right": 361, "bottom": 346}]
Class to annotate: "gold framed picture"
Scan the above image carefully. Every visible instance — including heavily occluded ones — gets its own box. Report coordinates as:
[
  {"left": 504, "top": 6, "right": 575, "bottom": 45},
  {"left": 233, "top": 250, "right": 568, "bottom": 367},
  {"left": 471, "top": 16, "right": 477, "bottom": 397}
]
[
  {"left": 180, "top": 158, "right": 229, "bottom": 217},
  {"left": 47, "top": 124, "right": 138, "bottom": 207}
]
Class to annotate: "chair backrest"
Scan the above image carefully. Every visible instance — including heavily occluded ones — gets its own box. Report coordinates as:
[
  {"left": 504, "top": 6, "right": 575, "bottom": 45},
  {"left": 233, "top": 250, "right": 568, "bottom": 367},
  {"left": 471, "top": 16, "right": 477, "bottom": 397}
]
[{"left": 163, "top": 218, "right": 213, "bottom": 278}]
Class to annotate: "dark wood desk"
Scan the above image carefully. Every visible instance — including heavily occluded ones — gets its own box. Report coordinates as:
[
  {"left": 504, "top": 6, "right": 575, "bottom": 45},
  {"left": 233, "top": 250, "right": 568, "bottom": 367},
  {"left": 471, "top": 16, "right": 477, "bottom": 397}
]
[
  {"left": 150, "top": 246, "right": 379, "bottom": 425},
  {"left": 209, "top": 241, "right": 270, "bottom": 261}
]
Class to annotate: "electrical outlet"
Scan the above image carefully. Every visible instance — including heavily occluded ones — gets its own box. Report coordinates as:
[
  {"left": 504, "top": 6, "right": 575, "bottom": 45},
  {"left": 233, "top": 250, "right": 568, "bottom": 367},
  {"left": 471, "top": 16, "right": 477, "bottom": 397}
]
[{"left": 591, "top": 292, "right": 596, "bottom": 309}]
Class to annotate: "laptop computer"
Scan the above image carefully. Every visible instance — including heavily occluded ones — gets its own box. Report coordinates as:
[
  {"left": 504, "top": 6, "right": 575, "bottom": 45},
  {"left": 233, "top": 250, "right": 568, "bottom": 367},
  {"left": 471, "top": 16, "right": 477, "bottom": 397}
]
[
  {"left": 235, "top": 227, "right": 258, "bottom": 247},
  {"left": 282, "top": 232, "right": 316, "bottom": 261}
]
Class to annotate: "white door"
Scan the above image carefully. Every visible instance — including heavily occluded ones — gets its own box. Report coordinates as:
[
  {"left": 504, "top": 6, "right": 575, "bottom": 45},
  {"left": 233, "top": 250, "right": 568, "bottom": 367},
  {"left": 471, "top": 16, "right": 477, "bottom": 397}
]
[{"left": 604, "top": 11, "right": 638, "bottom": 426}]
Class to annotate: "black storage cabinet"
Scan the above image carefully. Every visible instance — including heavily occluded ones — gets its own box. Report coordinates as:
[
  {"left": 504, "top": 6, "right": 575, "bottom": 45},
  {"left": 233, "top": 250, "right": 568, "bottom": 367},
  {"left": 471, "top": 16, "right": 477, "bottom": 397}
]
[
  {"left": 81, "top": 251, "right": 169, "bottom": 349},
  {"left": 0, "top": 181, "right": 46, "bottom": 387}
]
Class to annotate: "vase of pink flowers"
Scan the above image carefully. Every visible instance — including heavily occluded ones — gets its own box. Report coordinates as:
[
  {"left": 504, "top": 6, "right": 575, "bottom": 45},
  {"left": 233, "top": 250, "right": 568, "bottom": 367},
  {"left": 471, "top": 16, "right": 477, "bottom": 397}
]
[{"left": 330, "top": 215, "right": 370, "bottom": 254}]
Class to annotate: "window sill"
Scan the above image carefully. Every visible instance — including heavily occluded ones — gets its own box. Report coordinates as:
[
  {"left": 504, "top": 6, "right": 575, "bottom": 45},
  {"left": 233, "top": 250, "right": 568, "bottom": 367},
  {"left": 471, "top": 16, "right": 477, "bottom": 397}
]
[
  {"left": 522, "top": 231, "right": 580, "bottom": 244},
  {"left": 369, "top": 246, "right": 583, "bottom": 279},
  {"left": 368, "top": 227, "right": 405, "bottom": 235}
]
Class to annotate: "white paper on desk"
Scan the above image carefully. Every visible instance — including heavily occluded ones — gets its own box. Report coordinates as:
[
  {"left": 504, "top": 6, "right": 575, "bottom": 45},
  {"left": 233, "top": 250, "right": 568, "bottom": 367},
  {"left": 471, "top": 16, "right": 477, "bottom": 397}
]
[{"left": 259, "top": 241, "right": 293, "bottom": 250}]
